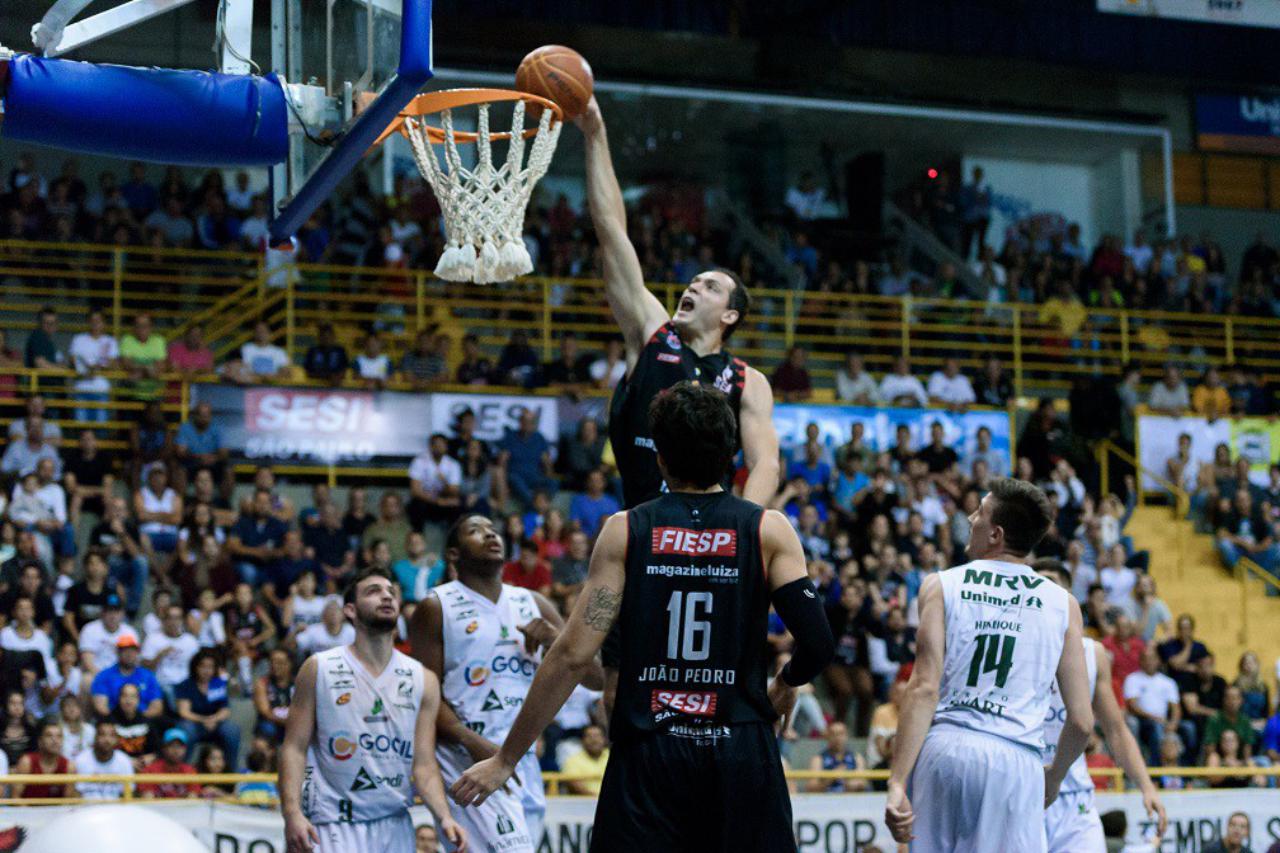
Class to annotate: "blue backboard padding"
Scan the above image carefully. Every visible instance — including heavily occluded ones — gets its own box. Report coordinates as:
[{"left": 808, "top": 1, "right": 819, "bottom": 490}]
[{"left": 4, "top": 55, "right": 289, "bottom": 167}]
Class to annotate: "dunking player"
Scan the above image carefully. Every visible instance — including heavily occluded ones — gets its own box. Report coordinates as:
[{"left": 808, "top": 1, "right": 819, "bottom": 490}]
[
  {"left": 280, "top": 566, "right": 466, "bottom": 853},
  {"left": 408, "top": 514, "right": 603, "bottom": 853},
  {"left": 451, "top": 383, "right": 834, "bottom": 852},
  {"left": 885, "top": 479, "right": 1094, "bottom": 851},
  {"left": 1034, "top": 557, "right": 1167, "bottom": 851},
  {"left": 574, "top": 96, "right": 781, "bottom": 713}
]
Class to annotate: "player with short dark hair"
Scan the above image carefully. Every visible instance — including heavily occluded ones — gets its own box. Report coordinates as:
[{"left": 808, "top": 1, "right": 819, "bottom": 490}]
[{"left": 450, "top": 382, "right": 833, "bottom": 852}]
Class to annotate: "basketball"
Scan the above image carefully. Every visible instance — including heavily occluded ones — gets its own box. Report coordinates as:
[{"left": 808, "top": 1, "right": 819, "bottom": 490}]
[{"left": 516, "top": 45, "right": 594, "bottom": 120}]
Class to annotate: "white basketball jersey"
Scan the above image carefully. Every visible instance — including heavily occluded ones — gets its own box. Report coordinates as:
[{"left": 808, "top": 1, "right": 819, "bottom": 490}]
[
  {"left": 1043, "top": 638, "right": 1099, "bottom": 794},
  {"left": 435, "top": 580, "right": 541, "bottom": 745},
  {"left": 303, "top": 645, "right": 425, "bottom": 825},
  {"left": 933, "top": 559, "right": 1071, "bottom": 752}
]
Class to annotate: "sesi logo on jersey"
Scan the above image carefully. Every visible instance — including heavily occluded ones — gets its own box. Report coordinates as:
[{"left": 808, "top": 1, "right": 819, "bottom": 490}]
[
  {"left": 650, "top": 689, "right": 718, "bottom": 717},
  {"left": 651, "top": 527, "right": 737, "bottom": 557}
]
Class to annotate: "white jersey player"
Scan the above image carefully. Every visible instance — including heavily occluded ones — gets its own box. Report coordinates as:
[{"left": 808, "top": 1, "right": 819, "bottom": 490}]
[
  {"left": 409, "top": 514, "right": 604, "bottom": 853},
  {"left": 281, "top": 567, "right": 466, "bottom": 853},
  {"left": 886, "top": 479, "right": 1094, "bottom": 852},
  {"left": 1035, "top": 559, "right": 1167, "bottom": 852}
]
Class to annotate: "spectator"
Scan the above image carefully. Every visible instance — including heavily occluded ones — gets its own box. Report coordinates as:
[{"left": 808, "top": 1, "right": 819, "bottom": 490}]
[
  {"left": 1, "top": 417, "right": 62, "bottom": 480},
  {"left": 1193, "top": 367, "right": 1232, "bottom": 420},
  {"left": 62, "top": 550, "right": 121, "bottom": 641},
  {"left": 120, "top": 162, "right": 157, "bottom": 218},
  {"left": 559, "top": 419, "right": 606, "bottom": 494},
  {"left": 58, "top": 693, "right": 93, "bottom": 759},
  {"left": 1181, "top": 654, "right": 1227, "bottom": 762},
  {"left": 90, "top": 633, "right": 162, "bottom": 717},
  {"left": 1102, "top": 615, "right": 1145, "bottom": 708},
  {"left": 302, "top": 323, "right": 349, "bottom": 385},
  {"left": 417, "top": 824, "right": 441, "bottom": 853},
  {"left": 25, "top": 306, "right": 65, "bottom": 370},
  {"left": 8, "top": 396, "right": 63, "bottom": 447},
  {"left": 834, "top": 352, "right": 880, "bottom": 405},
  {"left": 1123, "top": 646, "right": 1181, "bottom": 765},
  {"left": 866, "top": 681, "right": 903, "bottom": 771},
  {"left": 1148, "top": 364, "right": 1190, "bottom": 416},
  {"left": 559, "top": 723, "right": 610, "bottom": 796},
  {"left": 0, "top": 689, "right": 35, "bottom": 766},
  {"left": 589, "top": 338, "right": 626, "bottom": 390},
  {"left": 772, "top": 346, "right": 813, "bottom": 403},
  {"left": 393, "top": 532, "right": 442, "bottom": 602},
  {"left": 972, "top": 356, "right": 1013, "bottom": 408},
  {"left": 12, "top": 718, "right": 73, "bottom": 799},
  {"left": 495, "top": 328, "right": 539, "bottom": 387},
  {"left": 543, "top": 333, "right": 592, "bottom": 396},
  {"left": 107, "top": 681, "right": 163, "bottom": 769},
  {"left": 140, "top": 604, "right": 200, "bottom": 700},
  {"left": 135, "top": 462, "right": 182, "bottom": 569},
  {"left": 14, "top": 459, "right": 74, "bottom": 558},
  {"left": 118, "top": 313, "right": 167, "bottom": 400},
  {"left": 139, "top": 728, "right": 200, "bottom": 798},
  {"left": 227, "top": 488, "right": 287, "bottom": 586},
  {"left": 294, "top": 598, "right": 354, "bottom": 658},
  {"left": 143, "top": 196, "right": 194, "bottom": 246},
  {"left": 304, "top": 501, "right": 354, "bottom": 589},
  {"left": 925, "top": 358, "right": 976, "bottom": 409},
  {"left": 64, "top": 428, "right": 115, "bottom": 524},
  {"left": 551, "top": 530, "right": 590, "bottom": 612},
  {"left": 401, "top": 330, "right": 449, "bottom": 388},
  {"left": 234, "top": 321, "right": 289, "bottom": 383},
  {"left": 75, "top": 720, "right": 135, "bottom": 800},
  {"left": 128, "top": 400, "right": 173, "bottom": 488},
  {"left": 825, "top": 577, "right": 879, "bottom": 735},
  {"left": 196, "top": 193, "right": 241, "bottom": 249},
  {"left": 195, "top": 743, "right": 233, "bottom": 797},
  {"left": 68, "top": 309, "right": 118, "bottom": 423},
  {"left": 77, "top": 594, "right": 138, "bottom": 675},
  {"left": 174, "top": 649, "right": 239, "bottom": 768},
  {"left": 785, "top": 172, "right": 828, "bottom": 220},
  {"left": 174, "top": 402, "right": 231, "bottom": 498},
  {"left": 0, "top": 562, "right": 56, "bottom": 633},
  {"left": 502, "top": 540, "right": 552, "bottom": 597},
  {"left": 354, "top": 332, "right": 390, "bottom": 389},
  {"left": 455, "top": 334, "right": 493, "bottom": 385},
  {"left": 1158, "top": 613, "right": 1211, "bottom": 694},
  {"left": 361, "top": 493, "right": 412, "bottom": 564},
  {"left": 252, "top": 648, "right": 294, "bottom": 741},
  {"left": 407, "top": 434, "right": 463, "bottom": 532},
  {"left": 87, "top": 499, "right": 148, "bottom": 619},
  {"left": 1099, "top": 545, "right": 1137, "bottom": 610},
  {"left": 1233, "top": 651, "right": 1270, "bottom": 725},
  {"left": 0, "top": 329, "right": 23, "bottom": 398},
  {"left": 806, "top": 719, "right": 868, "bottom": 793},
  {"left": 915, "top": 421, "right": 959, "bottom": 476},
  {"left": 568, "top": 469, "right": 620, "bottom": 539},
  {"left": 960, "top": 166, "right": 992, "bottom": 259},
  {"left": 1203, "top": 686, "right": 1258, "bottom": 764},
  {"left": 498, "top": 408, "right": 557, "bottom": 506},
  {"left": 0, "top": 595, "right": 54, "bottom": 674},
  {"left": 1202, "top": 812, "right": 1253, "bottom": 853},
  {"left": 1206, "top": 729, "right": 1263, "bottom": 788},
  {"left": 1124, "top": 574, "right": 1171, "bottom": 644},
  {"left": 879, "top": 357, "right": 928, "bottom": 408}
]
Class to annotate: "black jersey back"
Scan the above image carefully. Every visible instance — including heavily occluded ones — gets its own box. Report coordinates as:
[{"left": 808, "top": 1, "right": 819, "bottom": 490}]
[
  {"left": 609, "top": 322, "right": 746, "bottom": 509},
  {"left": 611, "top": 490, "right": 774, "bottom": 742}
]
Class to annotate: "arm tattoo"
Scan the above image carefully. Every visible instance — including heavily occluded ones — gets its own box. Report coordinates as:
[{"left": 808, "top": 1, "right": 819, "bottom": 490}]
[{"left": 583, "top": 587, "right": 622, "bottom": 633}]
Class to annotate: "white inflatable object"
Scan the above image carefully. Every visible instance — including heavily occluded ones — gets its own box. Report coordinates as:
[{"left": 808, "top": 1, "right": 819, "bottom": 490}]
[{"left": 20, "top": 804, "right": 206, "bottom": 853}]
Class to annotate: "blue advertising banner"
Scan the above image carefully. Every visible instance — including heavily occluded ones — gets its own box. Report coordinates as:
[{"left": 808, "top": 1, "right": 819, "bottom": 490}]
[{"left": 1195, "top": 93, "right": 1280, "bottom": 154}]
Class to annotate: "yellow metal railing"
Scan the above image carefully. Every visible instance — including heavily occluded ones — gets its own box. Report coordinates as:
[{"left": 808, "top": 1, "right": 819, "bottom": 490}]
[
  {"left": 1094, "top": 439, "right": 1188, "bottom": 579},
  {"left": 1235, "top": 556, "right": 1280, "bottom": 646}
]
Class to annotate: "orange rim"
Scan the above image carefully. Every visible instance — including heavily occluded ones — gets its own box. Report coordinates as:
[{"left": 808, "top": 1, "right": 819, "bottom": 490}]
[{"left": 367, "top": 88, "right": 564, "bottom": 149}]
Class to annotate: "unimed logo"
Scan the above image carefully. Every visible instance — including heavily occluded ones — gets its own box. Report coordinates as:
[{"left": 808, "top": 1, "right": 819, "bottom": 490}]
[
  {"left": 245, "top": 389, "right": 374, "bottom": 432},
  {"left": 651, "top": 527, "right": 737, "bottom": 557}
]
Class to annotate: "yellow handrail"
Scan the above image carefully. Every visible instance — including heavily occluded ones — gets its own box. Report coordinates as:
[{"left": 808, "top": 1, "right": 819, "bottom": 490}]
[{"left": 1094, "top": 439, "right": 1188, "bottom": 581}]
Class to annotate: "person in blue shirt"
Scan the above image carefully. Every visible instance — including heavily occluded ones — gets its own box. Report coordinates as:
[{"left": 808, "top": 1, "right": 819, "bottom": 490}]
[
  {"left": 805, "top": 721, "right": 867, "bottom": 793},
  {"left": 90, "top": 635, "right": 164, "bottom": 718},
  {"left": 392, "top": 530, "right": 444, "bottom": 602},
  {"left": 569, "top": 469, "right": 621, "bottom": 539},
  {"left": 174, "top": 402, "right": 230, "bottom": 498},
  {"left": 497, "top": 408, "right": 557, "bottom": 506},
  {"left": 227, "top": 488, "right": 288, "bottom": 586},
  {"left": 787, "top": 442, "right": 832, "bottom": 504},
  {"left": 174, "top": 649, "right": 240, "bottom": 768}
]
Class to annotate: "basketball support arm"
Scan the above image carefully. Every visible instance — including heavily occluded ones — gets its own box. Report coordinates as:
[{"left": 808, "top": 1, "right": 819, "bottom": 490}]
[{"left": 266, "top": 0, "right": 433, "bottom": 244}]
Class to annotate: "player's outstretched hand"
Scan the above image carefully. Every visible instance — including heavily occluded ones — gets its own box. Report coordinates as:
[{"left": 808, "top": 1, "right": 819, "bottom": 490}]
[
  {"left": 451, "top": 755, "right": 517, "bottom": 808},
  {"left": 766, "top": 677, "right": 797, "bottom": 736},
  {"left": 573, "top": 97, "right": 602, "bottom": 134},
  {"left": 518, "top": 618, "right": 558, "bottom": 656},
  {"left": 283, "top": 810, "right": 320, "bottom": 853},
  {"left": 884, "top": 782, "right": 914, "bottom": 843},
  {"left": 439, "top": 816, "right": 469, "bottom": 853},
  {"left": 1142, "top": 785, "right": 1168, "bottom": 839}
]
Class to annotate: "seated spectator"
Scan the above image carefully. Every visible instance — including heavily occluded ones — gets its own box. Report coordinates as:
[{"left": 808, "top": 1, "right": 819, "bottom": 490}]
[
  {"left": 1193, "top": 367, "right": 1232, "bottom": 420},
  {"left": 498, "top": 408, "right": 557, "bottom": 506},
  {"left": 1123, "top": 646, "right": 1181, "bottom": 765},
  {"left": 294, "top": 598, "right": 354, "bottom": 658},
  {"left": 1148, "top": 364, "right": 1190, "bottom": 415},
  {"left": 10, "top": 462, "right": 73, "bottom": 560},
  {"left": 90, "top": 635, "right": 164, "bottom": 718},
  {"left": 879, "top": 357, "right": 928, "bottom": 408},
  {"left": 118, "top": 313, "right": 167, "bottom": 400},
  {"left": 135, "top": 462, "right": 183, "bottom": 576},
  {"left": 772, "top": 346, "right": 813, "bottom": 403},
  {"left": 143, "top": 196, "right": 194, "bottom": 246},
  {"left": 568, "top": 469, "right": 620, "bottom": 539},
  {"left": 1216, "top": 487, "right": 1279, "bottom": 576},
  {"left": 174, "top": 403, "right": 231, "bottom": 498},
  {"left": 362, "top": 493, "right": 412, "bottom": 564},
  {"left": 1099, "top": 546, "right": 1138, "bottom": 611},
  {"left": 0, "top": 595, "right": 54, "bottom": 673},
  {"left": 590, "top": 338, "right": 626, "bottom": 390},
  {"left": 77, "top": 595, "right": 138, "bottom": 675},
  {"left": 455, "top": 333, "right": 493, "bottom": 385},
  {"left": 1203, "top": 686, "right": 1258, "bottom": 765},
  {"left": 8, "top": 396, "right": 63, "bottom": 447},
  {"left": 238, "top": 196, "right": 271, "bottom": 248},
  {"left": 0, "top": 689, "right": 36, "bottom": 767},
  {"left": 139, "top": 728, "right": 200, "bottom": 798},
  {"left": 224, "top": 583, "right": 277, "bottom": 691},
  {"left": 128, "top": 400, "right": 173, "bottom": 489},
  {"left": 354, "top": 332, "right": 391, "bottom": 389},
  {"left": 916, "top": 421, "right": 959, "bottom": 477},
  {"left": 1206, "top": 729, "right": 1264, "bottom": 788},
  {"left": 407, "top": 434, "right": 463, "bottom": 532},
  {"left": 108, "top": 682, "right": 162, "bottom": 770},
  {"left": 69, "top": 309, "right": 119, "bottom": 424},
  {"left": 543, "top": 333, "right": 592, "bottom": 397},
  {"left": 75, "top": 721, "right": 135, "bottom": 800},
  {"left": 1181, "top": 654, "right": 1227, "bottom": 763},
  {"left": 303, "top": 323, "right": 349, "bottom": 385},
  {"left": 1084, "top": 731, "right": 1118, "bottom": 791},
  {"left": 140, "top": 603, "right": 200, "bottom": 702},
  {"left": 1, "top": 417, "right": 62, "bottom": 480},
  {"left": 393, "top": 532, "right": 442, "bottom": 602},
  {"left": 174, "top": 649, "right": 239, "bottom": 768},
  {"left": 196, "top": 193, "right": 241, "bottom": 249},
  {"left": 559, "top": 724, "right": 610, "bottom": 796},
  {"left": 0, "top": 561, "right": 56, "bottom": 633},
  {"left": 1126, "top": 574, "right": 1172, "bottom": 643},
  {"left": 166, "top": 324, "right": 215, "bottom": 379},
  {"left": 25, "top": 306, "right": 66, "bottom": 371},
  {"left": 1101, "top": 615, "right": 1144, "bottom": 708},
  {"left": 231, "top": 321, "right": 289, "bottom": 383},
  {"left": 835, "top": 352, "right": 880, "bottom": 405},
  {"left": 495, "top": 329, "right": 539, "bottom": 387},
  {"left": 87, "top": 500, "right": 149, "bottom": 619},
  {"left": 972, "top": 356, "right": 1013, "bottom": 408},
  {"left": 58, "top": 693, "right": 94, "bottom": 759},
  {"left": 252, "top": 648, "right": 295, "bottom": 741},
  {"left": 806, "top": 720, "right": 867, "bottom": 793},
  {"left": 64, "top": 428, "right": 115, "bottom": 525},
  {"left": 1232, "top": 651, "right": 1270, "bottom": 726},
  {"left": 304, "top": 502, "right": 354, "bottom": 590},
  {"left": 13, "top": 718, "right": 73, "bottom": 799},
  {"left": 1158, "top": 614, "right": 1211, "bottom": 696},
  {"left": 926, "top": 358, "right": 976, "bottom": 409},
  {"left": 502, "top": 540, "right": 551, "bottom": 597},
  {"left": 262, "top": 529, "right": 318, "bottom": 613},
  {"left": 227, "top": 488, "right": 287, "bottom": 586},
  {"left": 401, "top": 330, "right": 449, "bottom": 389},
  {"left": 196, "top": 743, "right": 233, "bottom": 797},
  {"left": 866, "top": 682, "right": 903, "bottom": 771},
  {"left": 551, "top": 531, "right": 590, "bottom": 613}
]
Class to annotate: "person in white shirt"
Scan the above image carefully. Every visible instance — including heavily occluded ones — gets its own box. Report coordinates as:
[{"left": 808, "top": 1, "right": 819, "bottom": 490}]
[
  {"left": 68, "top": 309, "right": 119, "bottom": 424},
  {"left": 354, "top": 333, "right": 391, "bottom": 387},
  {"left": 784, "top": 172, "right": 830, "bottom": 220},
  {"left": 589, "top": 339, "right": 627, "bottom": 390},
  {"left": 237, "top": 321, "right": 290, "bottom": 381},
  {"left": 59, "top": 694, "right": 95, "bottom": 760},
  {"left": 1124, "top": 230, "right": 1154, "bottom": 275},
  {"left": 1147, "top": 365, "right": 1190, "bottom": 415},
  {"left": 78, "top": 597, "right": 139, "bottom": 675},
  {"left": 1123, "top": 647, "right": 1182, "bottom": 764},
  {"left": 75, "top": 721, "right": 135, "bottom": 799},
  {"left": 1099, "top": 546, "right": 1138, "bottom": 610},
  {"left": 0, "top": 596, "right": 55, "bottom": 675},
  {"left": 879, "top": 357, "right": 929, "bottom": 408},
  {"left": 140, "top": 604, "right": 200, "bottom": 694},
  {"left": 294, "top": 599, "right": 356, "bottom": 658},
  {"left": 835, "top": 352, "right": 881, "bottom": 405},
  {"left": 238, "top": 196, "right": 272, "bottom": 250},
  {"left": 226, "top": 170, "right": 256, "bottom": 213},
  {"left": 407, "top": 434, "right": 463, "bottom": 530},
  {"left": 926, "top": 358, "right": 976, "bottom": 408}
]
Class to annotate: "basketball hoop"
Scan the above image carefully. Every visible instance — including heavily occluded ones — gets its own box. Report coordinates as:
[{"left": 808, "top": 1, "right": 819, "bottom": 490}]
[{"left": 374, "top": 88, "right": 564, "bottom": 284}]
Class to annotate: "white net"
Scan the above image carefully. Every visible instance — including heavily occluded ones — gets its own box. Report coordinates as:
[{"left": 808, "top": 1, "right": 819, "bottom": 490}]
[{"left": 404, "top": 100, "right": 562, "bottom": 284}]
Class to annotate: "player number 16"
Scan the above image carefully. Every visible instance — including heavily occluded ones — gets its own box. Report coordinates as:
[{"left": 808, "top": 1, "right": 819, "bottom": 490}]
[{"left": 666, "top": 591, "right": 713, "bottom": 662}]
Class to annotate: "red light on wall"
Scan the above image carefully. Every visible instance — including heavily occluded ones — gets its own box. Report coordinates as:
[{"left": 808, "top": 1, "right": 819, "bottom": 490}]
[{"left": 926, "top": 168, "right": 938, "bottom": 179}]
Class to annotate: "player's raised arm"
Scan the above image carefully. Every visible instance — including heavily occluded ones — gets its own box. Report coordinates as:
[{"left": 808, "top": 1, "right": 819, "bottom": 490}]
[
  {"left": 740, "top": 368, "right": 781, "bottom": 506},
  {"left": 1092, "top": 642, "right": 1166, "bottom": 836},
  {"left": 575, "top": 98, "right": 669, "bottom": 355},
  {"left": 450, "top": 511, "right": 628, "bottom": 806},
  {"left": 885, "top": 573, "right": 945, "bottom": 844},
  {"left": 1046, "top": 598, "right": 1094, "bottom": 806},
  {"left": 280, "top": 656, "right": 320, "bottom": 853},
  {"left": 412, "top": 668, "right": 468, "bottom": 852}
]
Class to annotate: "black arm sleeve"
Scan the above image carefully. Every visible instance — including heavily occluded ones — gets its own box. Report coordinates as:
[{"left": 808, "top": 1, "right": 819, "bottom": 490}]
[{"left": 771, "top": 577, "right": 836, "bottom": 687}]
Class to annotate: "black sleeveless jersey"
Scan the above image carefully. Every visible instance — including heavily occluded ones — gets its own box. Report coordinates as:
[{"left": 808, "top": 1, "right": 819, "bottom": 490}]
[
  {"left": 609, "top": 322, "right": 747, "bottom": 509},
  {"left": 611, "top": 490, "right": 774, "bottom": 743}
]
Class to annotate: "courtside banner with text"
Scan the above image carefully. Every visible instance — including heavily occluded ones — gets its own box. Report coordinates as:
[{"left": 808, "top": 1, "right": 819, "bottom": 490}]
[
  {"left": 1, "top": 791, "right": 1276, "bottom": 852},
  {"left": 1097, "top": 0, "right": 1280, "bottom": 29}
]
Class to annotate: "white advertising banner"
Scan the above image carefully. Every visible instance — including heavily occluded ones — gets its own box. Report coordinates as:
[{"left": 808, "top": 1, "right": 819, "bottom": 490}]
[
  {"left": 1137, "top": 414, "right": 1230, "bottom": 493},
  {"left": 1098, "top": 0, "right": 1280, "bottom": 29},
  {"left": 428, "top": 392, "right": 559, "bottom": 444},
  {"left": 1, "top": 790, "right": 1277, "bottom": 851}
]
